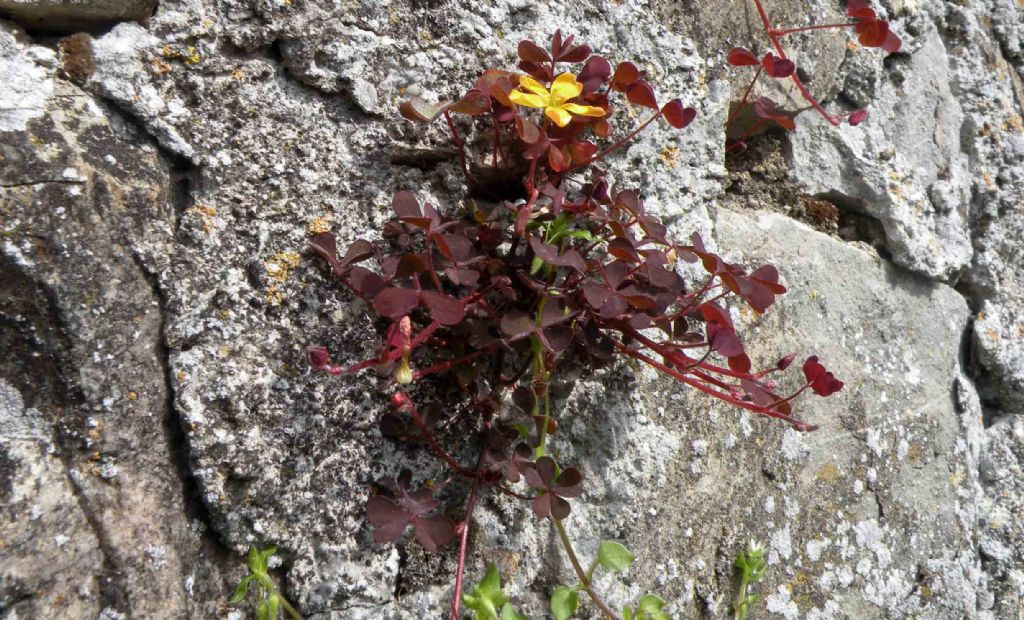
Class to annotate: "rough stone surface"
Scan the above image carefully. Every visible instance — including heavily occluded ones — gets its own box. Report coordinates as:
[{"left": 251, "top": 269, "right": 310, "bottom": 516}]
[
  {"left": 1, "top": 0, "right": 1023, "bottom": 618},
  {"left": 0, "top": 21, "right": 231, "bottom": 617},
  {"left": 979, "top": 414, "right": 1024, "bottom": 617},
  {"left": 0, "top": 0, "right": 158, "bottom": 32},
  {"left": 786, "top": 1, "right": 1024, "bottom": 417}
]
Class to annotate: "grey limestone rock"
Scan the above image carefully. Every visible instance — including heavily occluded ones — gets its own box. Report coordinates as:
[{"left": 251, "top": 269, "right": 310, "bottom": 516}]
[
  {"left": 0, "top": 0, "right": 158, "bottom": 32},
  {"left": 1, "top": 0, "right": 1023, "bottom": 617}
]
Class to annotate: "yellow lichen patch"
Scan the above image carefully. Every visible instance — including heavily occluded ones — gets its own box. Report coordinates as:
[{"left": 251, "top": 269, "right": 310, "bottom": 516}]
[
  {"left": 816, "top": 462, "right": 840, "bottom": 483},
  {"left": 149, "top": 57, "right": 173, "bottom": 75},
  {"left": 126, "top": 391, "right": 138, "bottom": 401},
  {"left": 161, "top": 44, "right": 201, "bottom": 65},
  {"left": 307, "top": 216, "right": 331, "bottom": 235},
  {"left": 1003, "top": 114, "right": 1024, "bottom": 133},
  {"left": 231, "top": 68, "right": 245, "bottom": 80},
  {"left": 658, "top": 146, "right": 680, "bottom": 168},
  {"left": 266, "top": 251, "right": 302, "bottom": 283},
  {"left": 265, "top": 285, "right": 285, "bottom": 305}
]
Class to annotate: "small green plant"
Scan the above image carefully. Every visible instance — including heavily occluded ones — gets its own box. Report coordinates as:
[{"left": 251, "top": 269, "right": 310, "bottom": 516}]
[
  {"left": 732, "top": 540, "right": 767, "bottom": 620},
  {"left": 463, "top": 564, "right": 529, "bottom": 620},
  {"left": 229, "top": 545, "right": 303, "bottom": 620},
  {"left": 461, "top": 541, "right": 664, "bottom": 619}
]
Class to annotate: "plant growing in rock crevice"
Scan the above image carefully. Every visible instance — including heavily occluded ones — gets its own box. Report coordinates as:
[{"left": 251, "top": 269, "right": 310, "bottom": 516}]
[
  {"left": 307, "top": 25, "right": 855, "bottom": 619},
  {"left": 724, "top": 0, "right": 902, "bottom": 151}
]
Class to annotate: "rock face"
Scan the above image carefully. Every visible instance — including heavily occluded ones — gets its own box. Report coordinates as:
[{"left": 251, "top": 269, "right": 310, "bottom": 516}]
[
  {"left": 0, "top": 1, "right": 1021, "bottom": 619},
  {"left": 0, "top": 0, "right": 157, "bottom": 32}
]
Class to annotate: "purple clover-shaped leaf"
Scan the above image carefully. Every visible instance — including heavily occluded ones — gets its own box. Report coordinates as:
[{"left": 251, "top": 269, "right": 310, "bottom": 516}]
[
  {"left": 522, "top": 456, "right": 583, "bottom": 519},
  {"left": 366, "top": 475, "right": 455, "bottom": 553}
]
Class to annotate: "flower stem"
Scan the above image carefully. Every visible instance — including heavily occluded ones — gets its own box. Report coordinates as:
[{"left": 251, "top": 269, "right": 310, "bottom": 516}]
[
  {"left": 449, "top": 456, "right": 485, "bottom": 620},
  {"left": 553, "top": 519, "right": 619, "bottom": 620}
]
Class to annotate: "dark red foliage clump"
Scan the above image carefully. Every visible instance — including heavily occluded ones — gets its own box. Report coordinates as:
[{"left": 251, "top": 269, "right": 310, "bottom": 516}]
[{"left": 307, "top": 31, "right": 844, "bottom": 563}]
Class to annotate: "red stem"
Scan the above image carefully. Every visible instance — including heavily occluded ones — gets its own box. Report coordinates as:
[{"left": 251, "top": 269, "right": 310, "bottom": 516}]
[
  {"left": 570, "top": 111, "right": 664, "bottom": 173},
  {"left": 724, "top": 65, "right": 763, "bottom": 126},
  {"left": 450, "top": 456, "right": 485, "bottom": 620},
  {"left": 750, "top": 0, "right": 841, "bottom": 126},
  {"left": 444, "top": 111, "right": 481, "bottom": 186},
  {"left": 404, "top": 397, "right": 476, "bottom": 477},
  {"left": 611, "top": 339, "right": 817, "bottom": 430},
  {"left": 412, "top": 345, "right": 498, "bottom": 381}
]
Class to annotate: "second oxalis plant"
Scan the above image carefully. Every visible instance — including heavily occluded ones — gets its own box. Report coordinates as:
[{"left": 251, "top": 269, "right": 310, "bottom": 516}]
[{"left": 308, "top": 31, "right": 849, "bottom": 620}]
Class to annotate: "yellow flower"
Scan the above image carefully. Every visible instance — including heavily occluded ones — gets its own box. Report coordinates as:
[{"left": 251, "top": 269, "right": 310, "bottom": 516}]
[{"left": 508, "top": 73, "right": 605, "bottom": 127}]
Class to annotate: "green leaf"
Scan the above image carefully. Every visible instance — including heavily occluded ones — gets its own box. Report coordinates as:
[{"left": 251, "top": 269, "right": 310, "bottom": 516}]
[
  {"left": 247, "top": 546, "right": 260, "bottom": 571},
  {"left": 266, "top": 593, "right": 281, "bottom": 620},
  {"left": 597, "top": 541, "right": 635, "bottom": 573},
  {"left": 463, "top": 564, "right": 510, "bottom": 620},
  {"left": 550, "top": 585, "right": 578, "bottom": 620},
  {"left": 500, "top": 603, "right": 529, "bottom": 620},
  {"left": 257, "top": 546, "right": 278, "bottom": 573},
  {"left": 228, "top": 574, "right": 254, "bottom": 605},
  {"left": 546, "top": 213, "right": 573, "bottom": 242},
  {"left": 622, "top": 606, "right": 635, "bottom": 620},
  {"left": 565, "top": 230, "right": 594, "bottom": 242},
  {"left": 635, "top": 594, "right": 669, "bottom": 620},
  {"left": 256, "top": 599, "right": 271, "bottom": 620}
]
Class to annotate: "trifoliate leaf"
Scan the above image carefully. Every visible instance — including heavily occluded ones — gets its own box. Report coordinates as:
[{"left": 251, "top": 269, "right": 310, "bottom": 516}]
[{"left": 597, "top": 540, "right": 635, "bottom": 573}]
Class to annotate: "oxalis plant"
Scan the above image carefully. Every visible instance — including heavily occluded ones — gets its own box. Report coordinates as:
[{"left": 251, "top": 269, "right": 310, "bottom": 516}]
[
  {"left": 298, "top": 7, "right": 897, "bottom": 617},
  {"left": 724, "top": 0, "right": 902, "bottom": 151}
]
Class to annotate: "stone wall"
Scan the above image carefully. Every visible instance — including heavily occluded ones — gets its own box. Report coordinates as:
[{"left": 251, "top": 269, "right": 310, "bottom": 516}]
[{"left": 1, "top": 0, "right": 1022, "bottom": 618}]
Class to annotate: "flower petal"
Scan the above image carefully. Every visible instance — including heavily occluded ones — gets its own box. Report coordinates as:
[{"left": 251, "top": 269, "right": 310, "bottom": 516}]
[
  {"left": 561, "top": 103, "right": 605, "bottom": 118},
  {"left": 518, "top": 75, "right": 550, "bottom": 97},
  {"left": 550, "top": 73, "right": 583, "bottom": 101},
  {"left": 545, "top": 106, "right": 573, "bottom": 127},
  {"left": 508, "top": 90, "right": 547, "bottom": 109}
]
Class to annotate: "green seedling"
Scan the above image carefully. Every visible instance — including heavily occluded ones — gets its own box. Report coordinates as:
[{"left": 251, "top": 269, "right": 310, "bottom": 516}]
[{"left": 229, "top": 545, "right": 303, "bottom": 620}]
